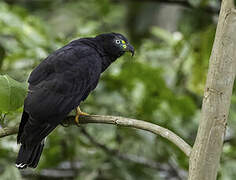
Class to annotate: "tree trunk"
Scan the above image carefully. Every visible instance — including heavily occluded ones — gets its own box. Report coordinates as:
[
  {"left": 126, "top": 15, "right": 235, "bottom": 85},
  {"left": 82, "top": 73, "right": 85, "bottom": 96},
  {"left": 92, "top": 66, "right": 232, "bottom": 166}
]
[{"left": 188, "top": 0, "right": 236, "bottom": 179}]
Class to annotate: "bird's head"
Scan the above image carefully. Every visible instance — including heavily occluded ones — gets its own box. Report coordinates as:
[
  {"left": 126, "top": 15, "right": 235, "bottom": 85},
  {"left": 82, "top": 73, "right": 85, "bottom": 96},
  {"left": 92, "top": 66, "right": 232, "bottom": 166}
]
[{"left": 95, "top": 32, "right": 135, "bottom": 58}]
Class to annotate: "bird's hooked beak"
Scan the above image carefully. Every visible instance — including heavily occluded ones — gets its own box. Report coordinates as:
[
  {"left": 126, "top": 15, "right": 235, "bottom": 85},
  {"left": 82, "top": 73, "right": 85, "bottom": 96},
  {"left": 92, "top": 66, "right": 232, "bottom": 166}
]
[{"left": 126, "top": 44, "right": 135, "bottom": 57}]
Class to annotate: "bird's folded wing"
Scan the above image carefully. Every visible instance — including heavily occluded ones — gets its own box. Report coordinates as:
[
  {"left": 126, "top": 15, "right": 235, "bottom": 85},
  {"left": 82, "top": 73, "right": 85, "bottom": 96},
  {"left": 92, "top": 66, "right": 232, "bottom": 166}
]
[{"left": 25, "top": 46, "right": 101, "bottom": 121}]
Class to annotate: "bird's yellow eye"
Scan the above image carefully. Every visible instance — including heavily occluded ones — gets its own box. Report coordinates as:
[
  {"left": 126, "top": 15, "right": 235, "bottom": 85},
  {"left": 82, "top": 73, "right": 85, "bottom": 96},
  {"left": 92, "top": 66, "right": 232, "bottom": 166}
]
[{"left": 121, "top": 40, "right": 125, "bottom": 44}]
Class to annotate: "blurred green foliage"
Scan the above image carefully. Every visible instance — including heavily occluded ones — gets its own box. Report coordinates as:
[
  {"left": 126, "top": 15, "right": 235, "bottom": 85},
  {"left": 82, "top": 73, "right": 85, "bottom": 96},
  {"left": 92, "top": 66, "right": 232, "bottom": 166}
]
[
  {"left": 0, "top": 75, "right": 27, "bottom": 112},
  {"left": 0, "top": 0, "right": 235, "bottom": 179}
]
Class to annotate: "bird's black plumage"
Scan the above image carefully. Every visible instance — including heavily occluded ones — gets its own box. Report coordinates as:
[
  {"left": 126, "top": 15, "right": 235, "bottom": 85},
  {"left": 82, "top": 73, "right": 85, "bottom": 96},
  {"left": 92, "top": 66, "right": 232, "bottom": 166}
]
[{"left": 16, "top": 32, "right": 134, "bottom": 169}]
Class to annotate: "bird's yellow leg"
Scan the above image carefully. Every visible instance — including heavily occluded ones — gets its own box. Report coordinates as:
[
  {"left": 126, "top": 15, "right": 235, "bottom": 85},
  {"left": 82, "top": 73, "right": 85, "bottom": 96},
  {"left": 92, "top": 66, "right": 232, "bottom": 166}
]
[{"left": 75, "top": 106, "right": 89, "bottom": 125}]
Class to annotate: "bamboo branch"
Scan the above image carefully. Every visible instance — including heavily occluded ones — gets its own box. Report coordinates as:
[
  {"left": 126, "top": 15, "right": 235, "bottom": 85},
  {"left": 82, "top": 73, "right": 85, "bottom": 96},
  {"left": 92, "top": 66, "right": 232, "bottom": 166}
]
[{"left": 0, "top": 115, "right": 192, "bottom": 157}]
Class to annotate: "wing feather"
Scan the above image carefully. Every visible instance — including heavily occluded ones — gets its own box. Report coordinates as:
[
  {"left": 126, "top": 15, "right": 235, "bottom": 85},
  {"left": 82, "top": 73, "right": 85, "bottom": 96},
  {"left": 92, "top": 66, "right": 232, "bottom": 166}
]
[{"left": 20, "top": 44, "right": 102, "bottom": 146}]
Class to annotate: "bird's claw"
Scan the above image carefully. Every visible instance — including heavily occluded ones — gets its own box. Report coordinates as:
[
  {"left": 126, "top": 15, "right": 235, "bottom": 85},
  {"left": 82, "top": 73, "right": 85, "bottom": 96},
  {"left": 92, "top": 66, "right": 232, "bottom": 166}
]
[{"left": 74, "top": 107, "right": 89, "bottom": 126}]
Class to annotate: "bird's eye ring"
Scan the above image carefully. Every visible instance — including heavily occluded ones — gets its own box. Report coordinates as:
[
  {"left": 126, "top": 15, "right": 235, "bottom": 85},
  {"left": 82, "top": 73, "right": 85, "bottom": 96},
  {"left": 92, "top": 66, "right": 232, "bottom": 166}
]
[{"left": 115, "top": 40, "right": 121, "bottom": 44}]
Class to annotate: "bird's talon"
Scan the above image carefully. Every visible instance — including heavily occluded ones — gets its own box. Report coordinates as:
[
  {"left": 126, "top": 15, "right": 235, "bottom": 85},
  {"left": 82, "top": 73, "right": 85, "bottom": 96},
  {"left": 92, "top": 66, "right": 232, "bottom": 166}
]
[
  {"left": 75, "top": 115, "right": 80, "bottom": 126},
  {"left": 80, "top": 112, "right": 89, "bottom": 116},
  {"left": 74, "top": 106, "right": 89, "bottom": 126}
]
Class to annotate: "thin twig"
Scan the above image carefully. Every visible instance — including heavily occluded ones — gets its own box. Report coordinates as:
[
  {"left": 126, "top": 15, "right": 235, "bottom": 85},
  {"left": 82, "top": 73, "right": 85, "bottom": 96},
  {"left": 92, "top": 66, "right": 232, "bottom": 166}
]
[
  {"left": 0, "top": 115, "right": 192, "bottom": 157},
  {"left": 0, "top": 123, "right": 19, "bottom": 138}
]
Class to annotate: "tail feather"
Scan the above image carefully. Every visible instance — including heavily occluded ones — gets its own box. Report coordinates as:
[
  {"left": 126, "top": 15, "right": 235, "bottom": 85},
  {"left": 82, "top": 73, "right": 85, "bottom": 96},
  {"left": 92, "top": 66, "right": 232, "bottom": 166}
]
[
  {"left": 17, "top": 111, "right": 29, "bottom": 144},
  {"left": 16, "top": 141, "right": 44, "bottom": 169},
  {"left": 16, "top": 110, "right": 57, "bottom": 169},
  {"left": 29, "top": 143, "right": 44, "bottom": 168}
]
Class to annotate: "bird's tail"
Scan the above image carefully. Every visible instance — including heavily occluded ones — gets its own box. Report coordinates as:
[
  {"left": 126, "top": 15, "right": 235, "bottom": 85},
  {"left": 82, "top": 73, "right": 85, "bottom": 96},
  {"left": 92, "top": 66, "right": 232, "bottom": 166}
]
[{"left": 15, "top": 140, "right": 45, "bottom": 169}]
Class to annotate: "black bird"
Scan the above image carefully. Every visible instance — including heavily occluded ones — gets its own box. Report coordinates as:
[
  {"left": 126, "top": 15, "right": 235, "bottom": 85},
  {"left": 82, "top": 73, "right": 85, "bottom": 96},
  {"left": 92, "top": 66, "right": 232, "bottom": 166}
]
[{"left": 16, "top": 33, "right": 134, "bottom": 169}]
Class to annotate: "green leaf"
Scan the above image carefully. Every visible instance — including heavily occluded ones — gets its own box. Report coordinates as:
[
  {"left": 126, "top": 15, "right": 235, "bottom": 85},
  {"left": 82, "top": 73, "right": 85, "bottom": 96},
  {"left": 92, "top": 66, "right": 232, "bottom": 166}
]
[{"left": 0, "top": 75, "right": 27, "bottom": 112}]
